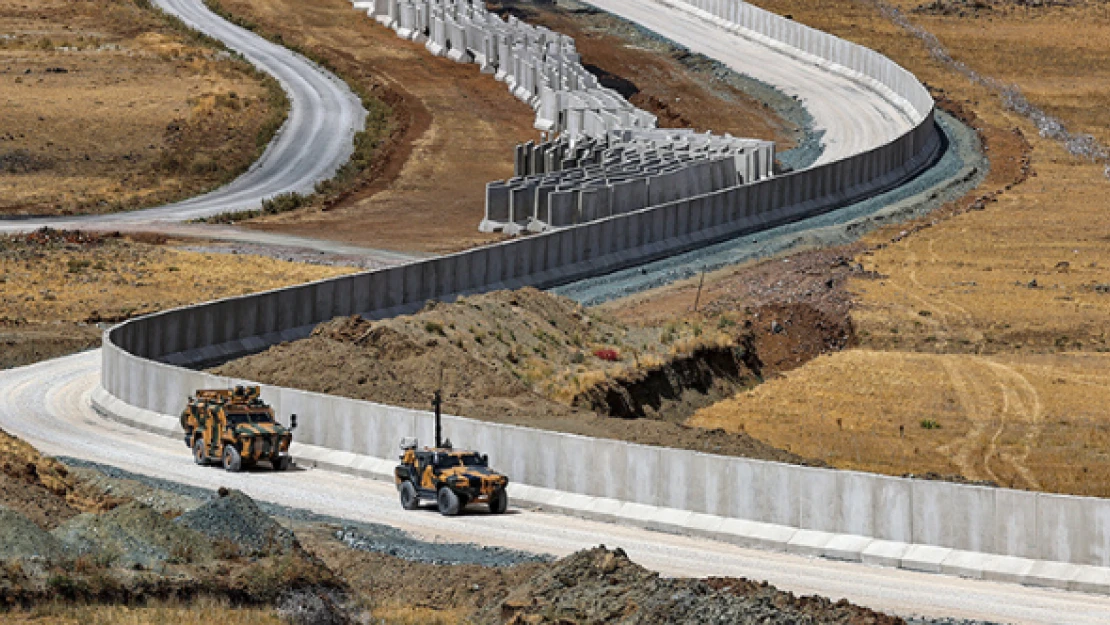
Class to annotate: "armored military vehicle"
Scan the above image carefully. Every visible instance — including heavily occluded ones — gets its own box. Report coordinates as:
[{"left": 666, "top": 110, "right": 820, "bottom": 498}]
[
  {"left": 181, "top": 385, "right": 296, "bottom": 472},
  {"left": 394, "top": 439, "right": 509, "bottom": 516}
]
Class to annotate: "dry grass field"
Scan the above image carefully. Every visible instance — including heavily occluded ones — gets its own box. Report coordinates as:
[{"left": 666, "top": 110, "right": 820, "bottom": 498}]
[
  {"left": 690, "top": 0, "right": 1110, "bottom": 496},
  {"left": 0, "top": 0, "right": 284, "bottom": 216},
  {"left": 0, "top": 230, "right": 353, "bottom": 370},
  {"left": 1, "top": 599, "right": 283, "bottom": 625}
]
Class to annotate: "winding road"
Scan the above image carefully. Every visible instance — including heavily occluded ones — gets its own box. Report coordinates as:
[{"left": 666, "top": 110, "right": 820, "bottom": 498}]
[
  {"left": 4, "top": 0, "right": 1099, "bottom": 622},
  {"left": 3, "top": 351, "right": 1110, "bottom": 624},
  {"left": 584, "top": 0, "right": 919, "bottom": 165}
]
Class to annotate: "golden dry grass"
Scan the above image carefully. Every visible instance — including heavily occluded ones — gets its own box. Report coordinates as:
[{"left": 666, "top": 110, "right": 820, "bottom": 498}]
[
  {"left": 690, "top": 0, "right": 1110, "bottom": 496},
  {"left": 0, "top": 0, "right": 283, "bottom": 215},
  {"left": 0, "top": 237, "right": 353, "bottom": 324},
  {"left": 3, "top": 597, "right": 282, "bottom": 624},
  {"left": 0, "top": 234, "right": 354, "bottom": 370},
  {"left": 692, "top": 350, "right": 1110, "bottom": 495}
]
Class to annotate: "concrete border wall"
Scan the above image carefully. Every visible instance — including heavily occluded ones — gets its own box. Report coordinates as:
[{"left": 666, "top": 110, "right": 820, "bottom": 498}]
[
  {"left": 92, "top": 0, "right": 1110, "bottom": 573},
  {"left": 99, "top": 340, "right": 1110, "bottom": 568}
]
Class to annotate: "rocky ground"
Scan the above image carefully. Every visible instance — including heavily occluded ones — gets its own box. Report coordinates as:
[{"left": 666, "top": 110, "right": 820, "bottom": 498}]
[{"left": 0, "top": 426, "right": 989, "bottom": 624}]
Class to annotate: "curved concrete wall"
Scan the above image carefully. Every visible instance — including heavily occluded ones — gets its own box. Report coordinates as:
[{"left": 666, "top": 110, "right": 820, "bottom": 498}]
[{"left": 100, "top": 0, "right": 1110, "bottom": 574}]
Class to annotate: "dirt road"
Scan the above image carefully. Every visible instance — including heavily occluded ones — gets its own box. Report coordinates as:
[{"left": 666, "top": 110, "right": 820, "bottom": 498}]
[{"left": 582, "top": 0, "right": 920, "bottom": 164}]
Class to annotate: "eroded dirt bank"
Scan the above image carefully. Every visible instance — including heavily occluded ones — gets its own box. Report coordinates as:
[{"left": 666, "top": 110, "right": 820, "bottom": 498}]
[{"left": 214, "top": 285, "right": 854, "bottom": 465}]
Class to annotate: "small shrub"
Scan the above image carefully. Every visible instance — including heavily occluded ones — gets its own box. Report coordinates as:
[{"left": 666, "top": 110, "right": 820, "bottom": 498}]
[
  {"left": 260, "top": 192, "right": 306, "bottom": 215},
  {"left": 66, "top": 258, "right": 91, "bottom": 273},
  {"left": 920, "top": 419, "right": 941, "bottom": 430},
  {"left": 570, "top": 351, "right": 585, "bottom": 364},
  {"left": 424, "top": 321, "right": 445, "bottom": 336}
]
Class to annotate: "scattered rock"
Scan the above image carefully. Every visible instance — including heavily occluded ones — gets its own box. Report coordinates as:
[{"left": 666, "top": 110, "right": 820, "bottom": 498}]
[
  {"left": 0, "top": 505, "right": 68, "bottom": 563},
  {"left": 176, "top": 489, "right": 296, "bottom": 556},
  {"left": 52, "top": 501, "right": 214, "bottom": 568}
]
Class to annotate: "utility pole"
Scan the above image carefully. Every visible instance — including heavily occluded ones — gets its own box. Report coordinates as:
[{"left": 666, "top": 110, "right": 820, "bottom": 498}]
[{"left": 693, "top": 266, "right": 707, "bottom": 313}]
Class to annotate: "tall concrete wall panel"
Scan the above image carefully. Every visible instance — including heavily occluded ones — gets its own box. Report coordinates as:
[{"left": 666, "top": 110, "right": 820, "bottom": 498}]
[
  {"left": 101, "top": 331, "right": 1110, "bottom": 566},
  {"left": 96, "top": 0, "right": 1110, "bottom": 571}
]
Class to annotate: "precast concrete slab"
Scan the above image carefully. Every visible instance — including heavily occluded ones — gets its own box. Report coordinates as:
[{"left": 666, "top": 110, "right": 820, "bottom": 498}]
[
  {"left": 822, "top": 534, "right": 875, "bottom": 562},
  {"left": 902, "top": 545, "right": 955, "bottom": 574},
  {"left": 861, "top": 540, "right": 912, "bottom": 568},
  {"left": 786, "top": 529, "right": 838, "bottom": 558}
]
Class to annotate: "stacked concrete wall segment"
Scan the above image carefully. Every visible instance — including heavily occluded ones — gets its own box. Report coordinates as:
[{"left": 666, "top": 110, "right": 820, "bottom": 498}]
[
  {"left": 99, "top": 0, "right": 1110, "bottom": 572},
  {"left": 482, "top": 130, "right": 775, "bottom": 234},
  {"left": 363, "top": 0, "right": 655, "bottom": 137}
]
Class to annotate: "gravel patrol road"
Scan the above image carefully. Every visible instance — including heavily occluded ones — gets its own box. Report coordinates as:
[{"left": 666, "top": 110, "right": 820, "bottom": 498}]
[
  {"left": 582, "top": 0, "right": 919, "bottom": 165},
  {"left": 3, "top": 351, "right": 1110, "bottom": 625},
  {"left": 2, "top": 1, "right": 1081, "bottom": 623}
]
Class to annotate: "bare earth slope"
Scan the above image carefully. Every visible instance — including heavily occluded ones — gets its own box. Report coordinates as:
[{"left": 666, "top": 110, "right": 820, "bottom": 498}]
[
  {"left": 214, "top": 288, "right": 819, "bottom": 464},
  {"left": 211, "top": 0, "right": 794, "bottom": 253}
]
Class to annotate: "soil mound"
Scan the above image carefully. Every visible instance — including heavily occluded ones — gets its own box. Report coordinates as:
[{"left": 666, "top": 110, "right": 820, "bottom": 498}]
[
  {"left": 0, "top": 427, "right": 108, "bottom": 529},
  {"left": 53, "top": 501, "right": 214, "bottom": 568},
  {"left": 497, "top": 546, "right": 904, "bottom": 624},
  {"left": 0, "top": 506, "right": 68, "bottom": 563},
  {"left": 176, "top": 489, "right": 295, "bottom": 556},
  {"left": 214, "top": 288, "right": 821, "bottom": 465}
]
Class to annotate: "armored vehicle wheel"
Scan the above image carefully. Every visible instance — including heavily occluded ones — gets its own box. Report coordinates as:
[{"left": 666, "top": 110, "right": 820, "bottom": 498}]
[
  {"left": 400, "top": 482, "right": 419, "bottom": 510},
  {"left": 488, "top": 488, "right": 508, "bottom": 514},
  {"left": 193, "top": 437, "right": 208, "bottom": 465},
  {"left": 222, "top": 445, "right": 242, "bottom": 472},
  {"left": 270, "top": 455, "right": 292, "bottom": 471},
  {"left": 437, "top": 486, "right": 460, "bottom": 516}
]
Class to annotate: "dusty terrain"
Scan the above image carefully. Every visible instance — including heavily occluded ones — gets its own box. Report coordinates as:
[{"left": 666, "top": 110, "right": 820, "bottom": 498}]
[
  {"left": 683, "top": 0, "right": 1110, "bottom": 496},
  {"left": 0, "top": 0, "right": 285, "bottom": 216},
  {"left": 0, "top": 229, "right": 353, "bottom": 370},
  {"left": 214, "top": 287, "right": 849, "bottom": 464},
  {"left": 207, "top": 0, "right": 793, "bottom": 254},
  {"left": 0, "top": 427, "right": 920, "bottom": 624}
]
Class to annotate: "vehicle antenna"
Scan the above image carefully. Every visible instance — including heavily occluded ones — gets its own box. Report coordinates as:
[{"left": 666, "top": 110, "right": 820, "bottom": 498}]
[{"left": 433, "top": 366, "right": 444, "bottom": 449}]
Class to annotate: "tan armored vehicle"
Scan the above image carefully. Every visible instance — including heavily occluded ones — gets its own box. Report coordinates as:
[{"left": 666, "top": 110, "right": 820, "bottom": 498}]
[
  {"left": 392, "top": 391, "right": 509, "bottom": 515},
  {"left": 180, "top": 385, "right": 296, "bottom": 472},
  {"left": 394, "top": 439, "right": 509, "bottom": 516}
]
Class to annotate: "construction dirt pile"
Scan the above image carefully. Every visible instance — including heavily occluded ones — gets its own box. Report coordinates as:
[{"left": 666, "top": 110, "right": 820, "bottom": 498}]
[
  {"left": 53, "top": 501, "right": 215, "bottom": 569},
  {"left": 215, "top": 288, "right": 824, "bottom": 465},
  {"left": 490, "top": 546, "right": 904, "bottom": 624},
  {"left": 177, "top": 488, "right": 297, "bottom": 557},
  {"left": 0, "top": 432, "right": 349, "bottom": 614},
  {"left": 0, "top": 433, "right": 974, "bottom": 623}
]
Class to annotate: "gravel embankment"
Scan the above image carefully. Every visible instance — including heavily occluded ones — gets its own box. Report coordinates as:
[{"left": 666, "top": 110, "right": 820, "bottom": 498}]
[
  {"left": 556, "top": 110, "right": 985, "bottom": 306},
  {"left": 53, "top": 501, "right": 214, "bottom": 568},
  {"left": 61, "top": 457, "right": 548, "bottom": 567}
]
